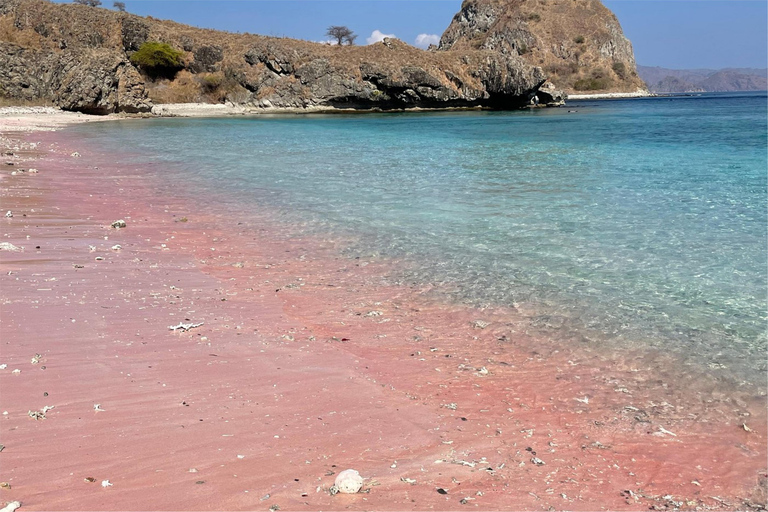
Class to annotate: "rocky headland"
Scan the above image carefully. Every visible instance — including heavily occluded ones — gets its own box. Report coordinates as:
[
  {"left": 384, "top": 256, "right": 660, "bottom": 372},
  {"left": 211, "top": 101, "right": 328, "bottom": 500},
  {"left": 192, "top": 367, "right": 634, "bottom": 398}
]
[{"left": 0, "top": 0, "right": 648, "bottom": 114}]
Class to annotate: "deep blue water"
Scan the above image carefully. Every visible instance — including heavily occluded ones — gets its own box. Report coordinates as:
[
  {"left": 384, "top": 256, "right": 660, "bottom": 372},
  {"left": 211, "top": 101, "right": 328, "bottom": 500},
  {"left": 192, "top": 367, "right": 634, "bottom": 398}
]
[{"left": 69, "top": 92, "right": 768, "bottom": 380}]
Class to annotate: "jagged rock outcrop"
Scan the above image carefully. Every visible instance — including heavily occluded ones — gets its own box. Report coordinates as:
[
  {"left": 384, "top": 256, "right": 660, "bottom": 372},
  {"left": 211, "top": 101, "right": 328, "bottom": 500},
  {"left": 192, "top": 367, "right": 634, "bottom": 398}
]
[
  {"left": 439, "top": 0, "right": 648, "bottom": 94},
  {"left": 4, "top": 0, "right": 646, "bottom": 112},
  {"left": 0, "top": 42, "right": 151, "bottom": 113}
]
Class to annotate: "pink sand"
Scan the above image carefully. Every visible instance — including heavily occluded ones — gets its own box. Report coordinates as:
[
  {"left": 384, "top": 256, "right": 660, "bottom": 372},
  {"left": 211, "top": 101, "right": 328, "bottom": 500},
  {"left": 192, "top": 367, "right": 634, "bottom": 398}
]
[{"left": 0, "top": 126, "right": 765, "bottom": 511}]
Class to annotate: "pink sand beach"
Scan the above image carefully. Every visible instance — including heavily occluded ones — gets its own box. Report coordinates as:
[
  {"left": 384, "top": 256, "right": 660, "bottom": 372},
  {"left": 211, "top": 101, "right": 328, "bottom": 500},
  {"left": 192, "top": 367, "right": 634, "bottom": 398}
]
[{"left": 0, "top": 112, "right": 765, "bottom": 511}]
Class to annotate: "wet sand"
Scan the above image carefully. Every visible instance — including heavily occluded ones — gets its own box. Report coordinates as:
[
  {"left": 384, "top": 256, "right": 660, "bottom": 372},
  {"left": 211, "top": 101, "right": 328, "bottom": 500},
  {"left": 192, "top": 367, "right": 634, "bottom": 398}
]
[{"left": 0, "top": 114, "right": 765, "bottom": 511}]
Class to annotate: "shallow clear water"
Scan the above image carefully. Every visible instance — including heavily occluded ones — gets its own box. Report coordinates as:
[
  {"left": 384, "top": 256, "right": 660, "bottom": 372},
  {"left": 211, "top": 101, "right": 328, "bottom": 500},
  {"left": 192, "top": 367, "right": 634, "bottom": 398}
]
[{"left": 71, "top": 92, "right": 768, "bottom": 380}]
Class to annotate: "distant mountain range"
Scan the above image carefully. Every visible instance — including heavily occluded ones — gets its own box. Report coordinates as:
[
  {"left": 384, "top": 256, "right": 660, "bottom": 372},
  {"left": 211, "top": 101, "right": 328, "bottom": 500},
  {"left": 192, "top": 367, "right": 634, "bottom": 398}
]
[{"left": 637, "top": 65, "right": 768, "bottom": 93}]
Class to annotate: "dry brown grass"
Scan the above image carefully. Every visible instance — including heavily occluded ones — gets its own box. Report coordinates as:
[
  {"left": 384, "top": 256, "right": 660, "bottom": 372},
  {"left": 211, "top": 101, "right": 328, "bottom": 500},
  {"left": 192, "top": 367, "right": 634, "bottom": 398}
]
[{"left": 146, "top": 70, "right": 201, "bottom": 104}]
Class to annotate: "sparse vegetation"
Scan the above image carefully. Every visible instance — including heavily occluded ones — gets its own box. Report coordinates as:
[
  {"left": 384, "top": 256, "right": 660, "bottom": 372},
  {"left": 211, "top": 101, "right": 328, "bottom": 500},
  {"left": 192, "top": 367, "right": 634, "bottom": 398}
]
[
  {"left": 199, "top": 73, "right": 223, "bottom": 93},
  {"left": 73, "top": 0, "right": 102, "bottom": 6},
  {"left": 574, "top": 69, "right": 613, "bottom": 90},
  {"left": 326, "top": 25, "right": 357, "bottom": 45},
  {"left": 527, "top": 13, "right": 541, "bottom": 22},
  {"left": 113, "top": 1, "right": 125, "bottom": 11},
  {"left": 612, "top": 61, "right": 627, "bottom": 79},
  {"left": 574, "top": 35, "right": 585, "bottom": 44},
  {"left": 130, "top": 41, "right": 184, "bottom": 79},
  {"left": 517, "top": 43, "right": 530, "bottom": 55}
]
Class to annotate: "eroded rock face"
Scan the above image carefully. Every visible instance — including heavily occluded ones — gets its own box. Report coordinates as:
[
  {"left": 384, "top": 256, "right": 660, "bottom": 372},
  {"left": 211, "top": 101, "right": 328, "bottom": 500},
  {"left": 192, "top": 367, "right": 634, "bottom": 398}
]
[
  {"left": 0, "top": 42, "right": 151, "bottom": 114},
  {"left": 0, "top": 0, "right": 581, "bottom": 112},
  {"left": 439, "top": 0, "right": 647, "bottom": 94}
]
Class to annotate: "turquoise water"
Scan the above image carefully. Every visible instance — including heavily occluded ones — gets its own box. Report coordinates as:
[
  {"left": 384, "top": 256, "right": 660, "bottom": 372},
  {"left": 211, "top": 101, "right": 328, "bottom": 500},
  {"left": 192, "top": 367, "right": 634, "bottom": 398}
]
[{"left": 71, "top": 92, "right": 768, "bottom": 380}]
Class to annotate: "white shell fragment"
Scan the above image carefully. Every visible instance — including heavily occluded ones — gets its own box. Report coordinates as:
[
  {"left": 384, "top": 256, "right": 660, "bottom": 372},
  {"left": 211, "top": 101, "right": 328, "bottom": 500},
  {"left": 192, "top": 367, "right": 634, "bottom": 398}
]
[
  {"left": 101, "top": 479, "right": 113, "bottom": 487},
  {"left": 5, "top": 211, "right": 12, "bottom": 218},
  {"left": 169, "top": 322, "right": 204, "bottom": 332},
  {"left": 0, "top": 501, "right": 21, "bottom": 512},
  {"left": 111, "top": 219, "right": 126, "bottom": 229},
  {"left": 0, "top": 243, "right": 22, "bottom": 252},
  {"left": 334, "top": 469, "right": 363, "bottom": 494}
]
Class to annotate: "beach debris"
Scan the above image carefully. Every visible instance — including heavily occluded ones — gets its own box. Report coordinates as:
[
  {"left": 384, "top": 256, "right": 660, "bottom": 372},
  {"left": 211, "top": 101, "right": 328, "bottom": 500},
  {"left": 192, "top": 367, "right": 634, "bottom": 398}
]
[
  {"left": 30, "top": 354, "right": 42, "bottom": 364},
  {"left": 93, "top": 404, "right": 105, "bottom": 412},
  {"left": 110, "top": 220, "right": 126, "bottom": 229},
  {"left": 0, "top": 501, "right": 21, "bottom": 512},
  {"left": 476, "top": 366, "right": 489, "bottom": 376},
  {"left": 0, "top": 444, "right": 4, "bottom": 452},
  {"left": 365, "top": 310, "right": 383, "bottom": 317},
  {"left": 332, "top": 469, "right": 363, "bottom": 494},
  {"left": 400, "top": 477, "right": 417, "bottom": 485},
  {"left": 531, "top": 457, "right": 546, "bottom": 466},
  {"left": 169, "top": 322, "right": 204, "bottom": 332},
  {"left": 188, "top": 468, "right": 198, "bottom": 473},
  {"left": 656, "top": 426, "right": 677, "bottom": 437},
  {"left": 259, "top": 494, "right": 270, "bottom": 501},
  {"left": 11, "top": 369, "right": 20, "bottom": 375},
  {"left": 28, "top": 405, "right": 54, "bottom": 420},
  {"left": 95, "top": 256, "right": 104, "bottom": 261},
  {"left": 84, "top": 477, "right": 96, "bottom": 483},
  {"left": 436, "top": 488, "right": 449, "bottom": 495},
  {"left": 269, "top": 505, "right": 280, "bottom": 512},
  {"left": 73, "top": 264, "right": 84, "bottom": 269},
  {"left": 28, "top": 168, "right": 38, "bottom": 174},
  {"left": 442, "top": 402, "right": 458, "bottom": 410},
  {"left": 0, "top": 482, "right": 10, "bottom": 489},
  {"left": 101, "top": 480, "right": 112, "bottom": 488},
  {"left": 0, "top": 365, "right": 6, "bottom": 370},
  {"left": 0, "top": 243, "right": 22, "bottom": 252},
  {"left": 237, "top": 455, "right": 245, "bottom": 459},
  {"left": 4, "top": 211, "right": 12, "bottom": 218},
  {"left": 232, "top": 262, "right": 244, "bottom": 268},
  {"left": 742, "top": 423, "right": 752, "bottom": 432},
  {"left": 471, "top": 320, "right": 489, "bottom": 329},
  {"left": 575, "top": 396, "right": 589, "bottom": 404},
  {"left": 71, "top": 152, "right": 80, "bottom": 157},
  {"left": 111, "top": 245, "right": 122, "bottom": 251}
]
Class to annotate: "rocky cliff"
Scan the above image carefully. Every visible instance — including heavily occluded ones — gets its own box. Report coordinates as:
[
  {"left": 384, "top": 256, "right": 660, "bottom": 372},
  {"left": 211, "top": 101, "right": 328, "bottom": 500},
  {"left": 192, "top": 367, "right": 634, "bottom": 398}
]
[
  {"left": 439, "top": 0, "right": 647, "bottom": 95},
  {"left": 0, "top": 0, "right": 648, "bottom": 114}
]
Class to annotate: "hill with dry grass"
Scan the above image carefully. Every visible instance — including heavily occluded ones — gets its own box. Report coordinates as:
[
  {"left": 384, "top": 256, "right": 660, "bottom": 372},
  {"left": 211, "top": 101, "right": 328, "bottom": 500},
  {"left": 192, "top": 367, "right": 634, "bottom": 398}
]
[
  {"left": 0, "top": 0, "right": 643, "bottom": 114},
  {"left": 439, "top": 0, "right": 647, "bottom": 94}
]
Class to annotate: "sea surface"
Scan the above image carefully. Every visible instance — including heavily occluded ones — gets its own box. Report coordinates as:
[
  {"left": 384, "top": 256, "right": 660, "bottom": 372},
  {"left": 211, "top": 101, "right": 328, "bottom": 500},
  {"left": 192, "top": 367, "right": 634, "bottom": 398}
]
[{"left": 69, "top": 92, "right": 768, "bottom": 382}]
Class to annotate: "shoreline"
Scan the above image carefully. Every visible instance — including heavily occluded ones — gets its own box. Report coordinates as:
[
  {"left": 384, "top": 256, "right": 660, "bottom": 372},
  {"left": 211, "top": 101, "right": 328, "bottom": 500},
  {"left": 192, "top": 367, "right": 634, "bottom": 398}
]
[
  {"left": 566, "top": 90, "right": 654, "bottom": 100},
  {"left": 0, "top": 114, "right": 765, "bottom": 510}
]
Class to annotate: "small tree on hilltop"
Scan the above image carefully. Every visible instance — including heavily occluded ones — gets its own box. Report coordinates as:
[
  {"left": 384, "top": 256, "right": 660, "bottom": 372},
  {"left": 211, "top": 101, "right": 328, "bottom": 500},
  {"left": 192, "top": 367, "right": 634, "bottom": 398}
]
[
  {"left": 326, "top": 25, "right": 357, "bottom": 45},
  {"left": 114, "top": 1, "right": 126, "bottom": 11},
  {"left": 73, "top": 0, "right": 103, "bottom": 6}
]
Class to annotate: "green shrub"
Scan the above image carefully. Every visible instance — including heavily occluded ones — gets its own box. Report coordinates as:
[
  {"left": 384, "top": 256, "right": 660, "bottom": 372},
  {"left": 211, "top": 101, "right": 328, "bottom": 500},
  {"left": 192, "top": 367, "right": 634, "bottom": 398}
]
[
  {"left": 517, "top": 42, "right": 530, "bottom": 55},
  {"left": 612, "top": 61, "right": 627, "bottom": 79},
  {"left": 130, "top": 41, "right": 184, "bottom": 79},
  {"left": 574, "top": 35, "right": 585, "bottom": 44},
  {"left": 527, "top": 13, "right": 541, "bottom": 22}
]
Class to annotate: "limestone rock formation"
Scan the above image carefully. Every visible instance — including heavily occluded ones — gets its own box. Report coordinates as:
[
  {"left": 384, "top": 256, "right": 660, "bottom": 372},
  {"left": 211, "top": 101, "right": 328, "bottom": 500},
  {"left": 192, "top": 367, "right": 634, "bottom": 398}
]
[{"left": 439, "top": 0, "right": 648, "bottom": 94}]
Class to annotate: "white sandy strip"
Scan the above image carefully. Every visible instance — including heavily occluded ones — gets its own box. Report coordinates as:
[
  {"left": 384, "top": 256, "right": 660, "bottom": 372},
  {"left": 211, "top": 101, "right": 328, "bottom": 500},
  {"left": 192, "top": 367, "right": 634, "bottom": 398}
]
[
  {"left": 567, "top": 89, "right": 654, "bottom": 100},
  {"left": 0, "top": 106, "right": 107, "bottom": 132}
]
